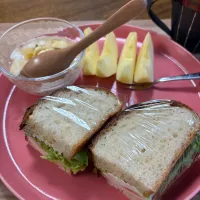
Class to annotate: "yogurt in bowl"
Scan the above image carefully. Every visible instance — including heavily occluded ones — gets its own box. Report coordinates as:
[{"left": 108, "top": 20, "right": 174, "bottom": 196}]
[
  {"left": 0, "top": 18, "right": 84, "bottom": 96},
  {"left": 10, "top": 36, "right": 73, "bottom": 76}
]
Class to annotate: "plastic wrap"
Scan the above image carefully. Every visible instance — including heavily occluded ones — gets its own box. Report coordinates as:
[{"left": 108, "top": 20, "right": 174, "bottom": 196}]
[
  {"left": 20, "top": 86, "right": 123, "bottom": 174},
  {"left": 127, "top": 100, "right": 200, "bottom": 200},
  {"left": 92, "top": 100, "right": 200, "bottom": 200}
]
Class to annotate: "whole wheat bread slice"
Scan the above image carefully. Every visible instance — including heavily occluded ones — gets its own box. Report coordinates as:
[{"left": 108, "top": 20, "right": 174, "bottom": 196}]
[
  {"left": 20, "top": 86, "right": 122, "bottom": 159},
  {"left": 90, "top": 100, "right": 200, "bottom": 199}
]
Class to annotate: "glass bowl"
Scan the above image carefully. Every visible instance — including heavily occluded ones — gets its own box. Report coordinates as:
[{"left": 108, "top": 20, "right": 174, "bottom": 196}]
[{"left": 0, "top": 18, "right": 85, "bottom": 96}]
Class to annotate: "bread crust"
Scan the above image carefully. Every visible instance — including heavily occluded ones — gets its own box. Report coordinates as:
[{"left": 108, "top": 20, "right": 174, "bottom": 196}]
[
  {"left": 20, "top": 86, "right": 123, "bottom": 158},
  {"left": 90, "top": 99, "right": 200, "bottom": 196},
  {"left": 20, "top": 104, "right": 38, "bottom": 130}
]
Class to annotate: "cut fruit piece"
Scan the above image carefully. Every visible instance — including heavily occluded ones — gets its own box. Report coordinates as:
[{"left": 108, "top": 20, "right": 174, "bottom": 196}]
[
  {"left": 134, "top": 32, "right": 154, "bottom": 83},
  {"left": 83, "top": 27, "right": 100, "bottom": 75},
  {"left": 116, "top": 32, "right": 137, "bottom": 84},
  {"left": 96, "top": 32, "right": 118, "bottom": 77}
]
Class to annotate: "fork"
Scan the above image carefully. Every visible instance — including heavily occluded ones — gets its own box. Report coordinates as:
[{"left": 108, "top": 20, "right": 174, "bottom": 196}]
[{"left": 124, "top": 72, "right": 200, "bottom": 90}]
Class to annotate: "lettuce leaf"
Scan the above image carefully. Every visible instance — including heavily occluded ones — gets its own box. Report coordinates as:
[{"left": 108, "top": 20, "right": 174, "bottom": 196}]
[
  {"left": 153, "top": 133, "right": 200, "bottom": 199},
  {"left": 35, "top": 137, "right": 88, "bottom": 174}
]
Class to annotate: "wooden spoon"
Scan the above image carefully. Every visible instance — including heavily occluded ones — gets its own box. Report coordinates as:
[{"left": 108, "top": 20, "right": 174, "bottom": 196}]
[{"left": 21, "top": 0, "right": 146, "bottom": 78}]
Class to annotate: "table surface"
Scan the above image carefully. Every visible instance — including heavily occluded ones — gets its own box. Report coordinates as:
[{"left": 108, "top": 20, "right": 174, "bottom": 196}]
[
  {"left": 0, "top": 0, "right": 171, "bottom": 22},
  {"left": 0, "top": 19, "right": 199, "bottom": 200}
]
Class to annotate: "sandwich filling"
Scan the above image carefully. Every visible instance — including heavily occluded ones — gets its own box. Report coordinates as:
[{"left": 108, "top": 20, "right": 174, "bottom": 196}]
[
  {"left": 102, "top": 172, "right": 143, "bottom": 200},
  {"left": 154, "top": 133, "right": 200, "bottom": 198},
  {"left": 30, "top": 136, "right": 88, "bottom": 174}
]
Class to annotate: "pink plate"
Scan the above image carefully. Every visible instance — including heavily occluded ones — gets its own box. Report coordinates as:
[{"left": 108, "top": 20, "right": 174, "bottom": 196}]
[{"left": 0, "top": 24, "right": 200, "bottom": 200}]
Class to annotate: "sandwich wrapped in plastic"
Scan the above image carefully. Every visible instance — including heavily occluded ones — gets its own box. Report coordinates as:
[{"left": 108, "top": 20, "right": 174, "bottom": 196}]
[
  {"left": 90, "top": 100, "right": 200, "bottom": 200},
  {"left": 20, "top": 86, "right": 123, "bottom": 174}
]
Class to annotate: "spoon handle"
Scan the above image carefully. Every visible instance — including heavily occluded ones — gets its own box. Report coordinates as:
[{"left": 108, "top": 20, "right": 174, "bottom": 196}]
[
  {"left": 158, "top": 72, "right": 200, "bottom": 83},
  {"left": 71, "top": 0, "right": 146, "bottom": 54}
]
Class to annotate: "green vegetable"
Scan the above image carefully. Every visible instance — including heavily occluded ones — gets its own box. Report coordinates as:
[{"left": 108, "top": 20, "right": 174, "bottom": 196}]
[
  {"left": 153, "top": 133, "right": 200, "bottom": 199},
  {"left": 34, "top": 137, "right": 88, "bottom": 174}
]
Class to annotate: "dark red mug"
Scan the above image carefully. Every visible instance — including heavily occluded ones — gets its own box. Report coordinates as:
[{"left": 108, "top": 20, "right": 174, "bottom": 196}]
[{"left": 147, "top": 0, "right": 200, "bottom": 53}]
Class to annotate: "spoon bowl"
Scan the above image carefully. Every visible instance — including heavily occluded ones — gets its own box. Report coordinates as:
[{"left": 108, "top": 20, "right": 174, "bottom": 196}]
[{"left": 21, "top": 47, "right": 75, "bottom": 78}]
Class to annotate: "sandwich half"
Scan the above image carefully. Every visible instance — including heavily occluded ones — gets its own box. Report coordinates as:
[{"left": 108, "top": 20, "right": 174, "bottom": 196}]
[
  {"left": 20, "top": 86, "right": 122, "bottom": 174},
  {"left": 90, "top": 100, "right": 200, "bottom": 199}
]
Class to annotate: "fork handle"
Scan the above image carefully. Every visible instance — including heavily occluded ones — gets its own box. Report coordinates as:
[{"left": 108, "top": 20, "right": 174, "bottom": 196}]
[{"left": 158, "top": 72, "right": 200, "bottom": 83}]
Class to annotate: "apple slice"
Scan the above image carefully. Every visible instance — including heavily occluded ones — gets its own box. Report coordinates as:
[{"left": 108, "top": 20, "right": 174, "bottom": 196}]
[
  {"left": 134, "top": 32, "right": 154, "bottom": 83},
  {"left": 96, "top": 32, "right": 118, "bottom": 77},
  {"left": 83, "top": 27, "right": 100, "bottom": 75},
  {"left": 116, "top": 32, "right": 137, "bottom": 84}
]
